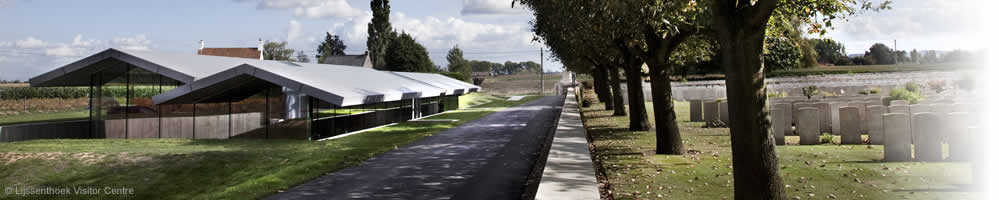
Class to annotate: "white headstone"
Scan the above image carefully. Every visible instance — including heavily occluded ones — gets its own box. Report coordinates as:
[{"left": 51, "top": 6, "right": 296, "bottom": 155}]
[
  {"left": 774, "top": 103, "right": 793, "bottom": 135},
  {"left": 890, "top": 100, "right": 909, "bottom": 106},
  {"left": 720, "top": 101, "right": 729, "bottom": 124},
  {"left": 829, "top": 102, "right": 847, "bottom": 135},
  {"left": 772, "top": 108, "right": 785, "bottom": 145},
  {"left": 867, "top": 105, "right": 886, "bottom": 144},
  {"left": 703, "top": 101, "right": 720, "bottom": 122},
  {"left": 913, "top": 113, "right": 944, "bottom": 162},
  {"left": 884, "top": 113, "right": 912, "bottom": 162},
  {"left": 839, "top": 107, "right": 862, "bottom": 144},
  {"left": 946, "top": 112, "right": 970, "bottom": 161},
  {"left": 797, "top": 108, "right": 820, "bottom": 145},
  {"left": 816, "top": 102, "right": 832, "bottom": 134},
  {"left": 690, "top": 100, "right": 703, "bottom": 122}
]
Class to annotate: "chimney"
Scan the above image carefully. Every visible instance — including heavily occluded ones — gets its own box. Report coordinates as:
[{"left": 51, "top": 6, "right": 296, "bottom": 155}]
[
  {"left": 199, "top": 40, "right": 205, "bottom": 50},
  {"left": 258, "top": 38, "right": 264, "bottom": 60}
]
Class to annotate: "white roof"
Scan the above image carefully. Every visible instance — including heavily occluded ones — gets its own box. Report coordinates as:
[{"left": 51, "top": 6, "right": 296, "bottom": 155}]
[
  {"left": 391, "top": 72, "right": 481, "bottom": 95},
  {"left": 30, "top": 48, "right": 470, "bottom": 107}
]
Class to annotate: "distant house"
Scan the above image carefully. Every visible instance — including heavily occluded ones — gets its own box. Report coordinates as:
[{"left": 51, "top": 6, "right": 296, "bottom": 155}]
[
  {"left": 196, "top": 40, "right": 263, "bottom": 60},
  {"left": 320, "top": 52, "right": 373, "bottom": 68}
]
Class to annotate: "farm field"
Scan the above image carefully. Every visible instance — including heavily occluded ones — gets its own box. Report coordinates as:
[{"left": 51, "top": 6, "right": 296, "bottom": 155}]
[
  {"left": 479, "top": 72, "right": 562, "bottom": 96},
  {"left": 0, "top": 95, "right": 540, "bottom": 200},
  {"left": 580, "top": 91, "right": 976, "bottom": 199}
]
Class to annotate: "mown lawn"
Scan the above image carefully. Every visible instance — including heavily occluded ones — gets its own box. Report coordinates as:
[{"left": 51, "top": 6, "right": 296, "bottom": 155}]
[
  {"left": 458, "top": 93, "right": 503, "bottom": 108},
  {"left": 0, "top": 110, "right": 89, "bottom": 126},
  {"left": 0, "top": 96, "right": 540, "bottom": 200},
  {"left": 582, "top": 92, "right": 976, "bottom": 199}
]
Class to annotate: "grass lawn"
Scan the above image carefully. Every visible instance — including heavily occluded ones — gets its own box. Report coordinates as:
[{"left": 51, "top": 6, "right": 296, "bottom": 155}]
[
  {"left": 480, "top": 73, "right": 562, "bottom": 96},
  {"left": 582, "top": 92, "right": 976, "bottom": 199},
  {"left": 765, "top": 62, "right": 974, "bottom": 78},
  {"left": 0, "top": 110, "right": 90, "bottom": 126},
  {"left": 0, "top": 96, "right": 541, "bottom": 200},
  {"left": 458, "top": 93, "right": 503, "bottom": 108}
]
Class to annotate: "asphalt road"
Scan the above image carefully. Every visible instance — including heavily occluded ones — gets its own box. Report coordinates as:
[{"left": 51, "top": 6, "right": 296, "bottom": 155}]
[{"left": 266, "top": 96, "right": 564, "bottom": 200}]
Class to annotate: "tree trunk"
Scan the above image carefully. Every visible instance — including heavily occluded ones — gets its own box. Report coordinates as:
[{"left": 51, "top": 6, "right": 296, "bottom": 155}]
[
  {"left": 648, "top": 65, "right": 684, "bottom": 154},
  {"left": 623, "top": 62, "right": 650, "bottom": 131},
  {"left": 608, "top": 66, "right": 627, "bottom": 116},
  {"left": 718, "top": 24, "right": 786, "bottom": 200},
  {"left": 592, "top": 66, "right": 613, "bottom": 111}
]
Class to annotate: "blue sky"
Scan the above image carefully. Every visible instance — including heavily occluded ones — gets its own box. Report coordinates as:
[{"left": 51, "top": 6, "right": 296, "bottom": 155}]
[{"left": 0, "top": 0, "right": 986, "bottom": 81}]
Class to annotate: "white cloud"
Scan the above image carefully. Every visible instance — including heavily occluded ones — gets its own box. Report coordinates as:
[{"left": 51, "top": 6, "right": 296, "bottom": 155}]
[
  {"left": 822, "top": 0, "right": 984, "bottom": 54},
  {"left": 254, "top": 0, "right": 364, "bottom": 19},
  {"left": 45, "top": 44, "right": 80, "bottom": 57},
  {"left": 461, "top": 0, "right": 528, "bottom": 16},
  {"left": 14, "top": 37, "right": 47, "bottom": 48},
  {"left": 287, "top": 20, "right": 303, "bottom": 42},
  {"left": 71, "top": 34, "right": 98, "bottom": 47},
  {"left": 389, "top": 13, "right": 537, "bottom": 51},
  {"left": 112, "top": 34, "right": 152, "bottom": 51}
]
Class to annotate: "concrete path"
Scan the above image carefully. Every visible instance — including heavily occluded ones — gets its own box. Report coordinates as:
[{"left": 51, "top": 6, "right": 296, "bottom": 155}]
[
  {"left": 266, "top": 96, "right": 564, "bottom": 200},
  {"left": 535, "top": 87, "right": 600, "bottom": 200}
]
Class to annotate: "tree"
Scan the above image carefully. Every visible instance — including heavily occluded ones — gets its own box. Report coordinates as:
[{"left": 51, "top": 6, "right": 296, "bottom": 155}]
[
  {"left": 925, "top": 50, "right": 938, "bottom": 63},
  {"left": 709, "top": 0, "right": 889, "bottom": 199},
  {"left": 295, "top": 51, "right": 310, "bottom": 63},
  {"left": 367, "top": 0, "right": 393, "bottom": 69},
  {"left": 910, "top": 49, "right": 921, "bottom": 64},
  {"left": 894, "top": 50, "right": 910, "bottom": 63},
  {"left": 384, "top": 32, "right": 434, "bottom": 72},
  {"left": 868, "top": 43, "right": 894, "bottom": 64},
  {"left": 262, "top": 41, "right": 295, "bottom": 61},
  {"left": 813, "top": 38, "right": 848, "bottom": 65},
  {"left": 764, "top": 36, "right": 801, "bottom": 72},
  {"left": 446, "top": 45, "right": 469, "bottom": 76},
  {"left": 316, "top": 33, "right": 347, "bottom": 62}
]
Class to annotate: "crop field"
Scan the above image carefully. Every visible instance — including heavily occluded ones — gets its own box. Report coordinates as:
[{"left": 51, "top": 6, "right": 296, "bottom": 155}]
[{"left": 479, "top": 72, "right": 562, "bottom": 96}]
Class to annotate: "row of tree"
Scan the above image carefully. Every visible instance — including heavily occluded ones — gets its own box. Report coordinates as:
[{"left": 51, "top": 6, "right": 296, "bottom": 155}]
[
  {"left": 812, "top": 39, "right": 981, "bottom": 66},
  {"left": 516, "top": 0, "right": 890, "bottom": 198},
  {"left": 445, "top": 45, "right": 542, "bottom": 78}
]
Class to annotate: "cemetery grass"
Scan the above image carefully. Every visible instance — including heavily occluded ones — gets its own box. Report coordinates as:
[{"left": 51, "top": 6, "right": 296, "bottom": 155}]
[
  {"left": 584, "top": 99, "right": 975, "bottom": 199},
  {"left": 0, "top": 96, "right": 541, "bottom": 200},
  {"left": 766, "top": 62, "right": 974, "bottom": 78}
]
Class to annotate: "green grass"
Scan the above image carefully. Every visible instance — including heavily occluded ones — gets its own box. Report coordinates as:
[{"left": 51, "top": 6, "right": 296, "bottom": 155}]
[
  {"left": 582, "top": 93, "right": 975, "bottom": 199},
  {"left": 458, "top": 93, "right": 503, "bottom": 108},
  {"left": 0, "top": 110, "right": 90, "bottom": 126},
  {"left": 0, "top": 96, "right": 542, "bottom": 200}
]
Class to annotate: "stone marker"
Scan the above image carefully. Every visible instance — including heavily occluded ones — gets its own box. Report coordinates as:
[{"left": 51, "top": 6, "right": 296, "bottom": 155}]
[
  {"left": 947, "top": 112, "right": 970, "bottom": 161},
  {"left": 772, "top": 108, "right": 785, "bottom": 145},
  {"left": 690, "top": 100, "right": 703, "bottom": 122},
  {"left": 890, "top": 100, "right": 908, "bottom": 106},
  {"left": 720, "top": 101, "right": 729, "bottom": 124},
  {"left": 913, "top": 113, "right": 944, "bottom": 162},
  {"left": 703, "top": 101, "right": 720, "bottom": 123},
  {"left": 867, "top": 105, "right": 886, "bottom": 144},
  {"left": 884, "top": 113, "right": 912, "bottom": 162},
  {"left": 829, "top": 102, "right": 846, "bottom": 135},
  {"left": 887, "top": 105, "right": 910, "bottom": 115},
  {"left": 774, "top": 103, "right": 793, "bottom": 135},
  {"left": 816, "top": 102, "right": 832, "bottom": 134},
  {"left": 797, "top": 108, "right": 820, "bottom": 145},
  {"left": 930, "top": 104, "right": 951, "bottom": 114},
  {"left": 839, "top": 107, "right": 862, "bottom": 144}
]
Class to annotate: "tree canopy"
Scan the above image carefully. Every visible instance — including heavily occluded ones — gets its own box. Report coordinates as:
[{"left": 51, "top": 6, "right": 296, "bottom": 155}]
[
  {"left": 367, "top": 0, "right": 393, "bottom": 69},
  {"left": 262, "top": 41, "right": 294, "bottom": 61},
  {"left": 446, "top": 45, "right": 469, "bottom": 76},
  {"left": 384, "top": 32, "right": 435, "bottom": 72},
  {"left": 316, "top": 33, "right": 347, "bottom": 62}
]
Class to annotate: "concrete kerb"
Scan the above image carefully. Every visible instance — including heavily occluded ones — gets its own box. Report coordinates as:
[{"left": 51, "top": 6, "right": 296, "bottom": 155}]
[{"left": 536, "top": 87, "right": 600, "bottom": 200}]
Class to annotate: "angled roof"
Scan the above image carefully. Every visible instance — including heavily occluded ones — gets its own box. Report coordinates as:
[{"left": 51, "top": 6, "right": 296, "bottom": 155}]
[
  {"left": 198, "top": 48, "right": 261, "bottom": 59},
  {"left": 29, "top": 48, "right": 462, "bottom": 107},
  {"left": 320, "top": 54, "right": 371, "bottom": 68},
  {"left": 391, "top": 72, "right": 481, "bottom": 95}
]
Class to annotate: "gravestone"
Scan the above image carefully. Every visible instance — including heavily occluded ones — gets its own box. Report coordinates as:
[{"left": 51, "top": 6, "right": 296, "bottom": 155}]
[
  {"left": 890, "top": 100, "right": 908, "bottom": 106},
  {"left": 690, "top": 100, "right": 703, "bottom": 122},
  {"left": 884, "top": 113, "right": 912, "bottom": 162},
  {"left": 947, "top": 112, "right": 970, "bottom": 161},
  {"left": 930, "top": 104, "right": 951, "bottom": 114},
  {"left": 774, "top": 103, "right": 793, "bottom": 135},
  {"left": 703, "top": 101, "right": 720, "bottom": 123},
  {"left": 867, "top": 105, "right": 886, "bottom": 144},
  {"left": 816, "top": 102, "right": 832, "bottom": 133},
  {"left": 720, "top": 101, "right": 729, "bottom": 124},
  {"left": 797, "top": 108, "right": 820, "bottom": 145},
  {"left": 829, "top": 102, "right": 847, "bottom": 135},
  {"left": 839, "top": 107, "right": 862, "bottom": 144},
  {"left": 888, "top": 105, "right": 910, "bottom": 115},
  {"left": 772, "top": 108, "right": 785, "bottom": 145},
  {"left": 913, "top": 113, "right": 944, "bottom": 162}
]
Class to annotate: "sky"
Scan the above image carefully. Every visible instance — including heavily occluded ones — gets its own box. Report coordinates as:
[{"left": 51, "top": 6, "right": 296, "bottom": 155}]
[{"left": 0, "top": 0, "right": 986, "bottom": 81}]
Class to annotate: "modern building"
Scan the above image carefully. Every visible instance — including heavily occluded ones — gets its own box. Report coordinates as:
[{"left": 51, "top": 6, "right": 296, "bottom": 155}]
[{"left": 18, "top": 48, "right": 479, "bottom": 141}]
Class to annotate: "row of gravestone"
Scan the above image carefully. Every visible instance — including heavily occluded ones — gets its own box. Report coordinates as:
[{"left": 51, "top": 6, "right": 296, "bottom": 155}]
[{"left": 689, "top": 98, "right": 979, "bottom": 162}]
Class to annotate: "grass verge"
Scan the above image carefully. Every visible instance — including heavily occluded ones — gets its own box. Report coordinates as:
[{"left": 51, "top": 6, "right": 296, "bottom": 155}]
[
  {"left": 0, "top": 110, "right": 89, "bottom": 126},
  {"left": 582, "top": 91, "right": 974, "bottom": 199},
  {"left": 458, "top": 93, "right": 502, "bottom": 108},
  {"left": 0, "top": 96, "right": 541, "bottom": 200}
]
